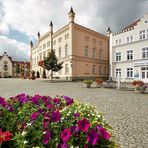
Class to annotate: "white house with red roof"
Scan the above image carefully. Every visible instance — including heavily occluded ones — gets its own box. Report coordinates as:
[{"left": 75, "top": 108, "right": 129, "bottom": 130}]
[{"left": 108, "top": 13, "right": 148, "bottom": 83}]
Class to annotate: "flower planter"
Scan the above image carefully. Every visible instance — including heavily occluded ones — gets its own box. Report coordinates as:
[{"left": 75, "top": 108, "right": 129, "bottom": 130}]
[
  {"left": 84, "top": 83, "right": 92, "bottom": 88},
  {"left": 134, "top": 86, "right": 146, "bottom": 94}
]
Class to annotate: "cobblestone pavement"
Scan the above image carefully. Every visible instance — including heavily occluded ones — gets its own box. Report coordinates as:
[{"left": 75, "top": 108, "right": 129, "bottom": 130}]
[{"left": 0, "top": 79, "right": 148, "bottom": 148}]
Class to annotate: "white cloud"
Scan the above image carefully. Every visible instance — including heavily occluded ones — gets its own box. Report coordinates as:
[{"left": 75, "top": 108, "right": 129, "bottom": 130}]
[
  {"left": 0, "top": 0, "right": 148, "bottom": 61},
  {"left": 0, "top": 35, "right": 29, "bottom": 61}
]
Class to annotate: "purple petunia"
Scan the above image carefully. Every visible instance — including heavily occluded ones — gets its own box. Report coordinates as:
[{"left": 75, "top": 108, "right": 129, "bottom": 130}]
[
  {"left": 16, "top": 93, "right": 28, "bottom": 104},
  {"left": 62, "top": 96, "right": 74, "bottom": 106},
  {"left": 58, "top": 142, "right": 69, "bottom": 148},
  {"left": 73, "top": 113, "right": 80, "bottom": 118},
  {"left": 0, "top": 97, "right": 7, "bottom": 107},
  {"left": 52, "top": 97, "right": 59, "bottom": 104},
  {"left": 87, "top": 129, "right": 99, "bottom": 145},
  {"left": 77, "top": 118, "right": 90, "bottom": 132},
  {"left": 51, "top": 111, "right": 60, "bottom": 122},
  {"left": 43, "top": 130, "right": 51, "bottom": 145},
  {"left": 60, "top": 128, "right": 71, "bottom": 142},
  {"left": 30, "top": 111, "right": 39, "bottom": 121},
  {"left": 97, "top": 126, "right": 110, "bottom": 140},
  {"left": 31, "top": 95, "right": 40, "bottom": 104}
]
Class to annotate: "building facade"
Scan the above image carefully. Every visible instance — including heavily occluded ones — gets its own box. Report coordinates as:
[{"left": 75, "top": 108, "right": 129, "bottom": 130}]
[
  {"left": 30, "top": 8, "right": 109, "bottom": 80},
  {"left": 0, "top": 52, "right": 30, "bottom": 78},
  {"left": 109, "top": 13, "right": 148, "bottom": 83}
]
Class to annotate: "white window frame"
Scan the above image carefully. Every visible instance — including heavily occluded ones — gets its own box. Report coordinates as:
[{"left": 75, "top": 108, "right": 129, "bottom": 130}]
[
  {"left": 116, "top": 52, "right": 121, "bottom": 62},
  {"left": 141, "top": 47, "right": 148, "bottom": 58},
  {"left": 116, "top": 68, "right": 121, "bottom": 78},
  {"left": 84, "top": 46, "right": 88, "bottom": 57},
  {"left": 127, "top": 50, "right": 133, "bottom": 60},
  {"left": 139, "top": 30, "right": 146, "bottom": 40},
  {"left": 92, "top": 48, "right": 96, "bottom": 58},
  {"left": 127, "top": 68, "right": 133, "bottom": 78}
]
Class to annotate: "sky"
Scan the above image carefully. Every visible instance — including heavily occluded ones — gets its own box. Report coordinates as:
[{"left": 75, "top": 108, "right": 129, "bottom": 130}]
[{"left": 0, "top": 0, "right": 148, "bottom": 61}]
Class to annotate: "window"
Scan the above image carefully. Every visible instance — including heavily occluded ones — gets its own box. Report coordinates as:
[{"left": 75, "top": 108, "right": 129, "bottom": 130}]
[
  {"left": 84, "top": 46, "right": 88, "bottom": 57},
  {"left": 39, "top": 53, "right": 42, "bottom": 61},
  {"left": 92, "top": 48, "right": 96, "bottom": 58},
  {"left": 65, "top": 44, "right": 68, "bottom": 57},
  {"left": 53, "top": 40, "right": 56, "bottom": 45},
  {"left": 99, "top": 40, "right": 103, "bottom": 46},
  {"left": 99, "top": 48, "right": 103, "bottom": 59},
  {"left": 116, "top": 68, "right": 121, "bottom": 77},
  {"left": 65, "top": 64, "right": 69, "bottom": 74},
  {"left": 115, "top": 40, "right": 118, "bottom": 45},
  {"left": 58, "top": 37, "right": 62, "bottom": 43},
  {"left": 127, "top": 68, "right": 133, "bottom": 78},
  {"left": 99, "top": 65, "right": 102, "bottom": 75},
  {"left": 43, "top": 51, "right": 46, "bottom": 58},
  {"left": 65, "top": 33, "right": 69, "bottom": 40},
  {"left": 104, "top": 66, "right": 107, "bottom": 75},
  {"left": 47, "top": 41, "right": 50, "bottom": 47},
  {"left": 116, "top": 52, "right": 121, "bottom": 61},
  {"left": 126, "top": 37, "right": 129, "bottom": 43},
  {"left": 119, "top": 39, "right": 121, "bottom": 45},
  {"left": 127, "top": 50, "right": 133, "bottom": 60},
  {"left": 92, "top": 38, "right": 96, "bottom": 44},
  {"left": 141, "top": 67, "right": 148, "bottom": 79},
  {"left": 85, "top": 36, "right": 89, "bottom": 42},
  {"left": 59, "top": 47, "right": 61, "bottom": 59},
  {"left": 43, "top": 44, "right": 46, "bottom": 49},
  {"left": 130, "top": 36, "right": 133, "bottom": 42},
  {"left": 92, "top": 65, "right": 96, "bottom": 74},
  {"left": 139, "top": 30, "right": 146, "bottom": 40},
  {"left": 142, "top": 47, "right": 148, "bottom": 58},
  {"left": 39, "top": 46, "right": 42, "bottom": 51}
]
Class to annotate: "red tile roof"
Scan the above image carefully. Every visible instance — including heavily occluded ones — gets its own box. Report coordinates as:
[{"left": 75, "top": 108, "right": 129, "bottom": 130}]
[{"left": 122, "top": 19, "right": 140, "bottom": 31}]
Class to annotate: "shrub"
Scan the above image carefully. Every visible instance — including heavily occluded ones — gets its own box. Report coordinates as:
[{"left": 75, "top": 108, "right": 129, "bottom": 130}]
[
  {"left": 31, "top": 71, "right": 36, "bottom": 80},
  {"left": 36, "top": 71, "right": 40, "bottom": 78},
  {"left": 132, "top": 80, "right": 144, "bottom": 86},
  {"left": 83, "top": 80, "right": 93, "bottom": 84},
  {"left": 0, "top": 94, "right": 116, "bottom": 147},
  {"left": 42, "top": 69, "right": 46, "bottom": 79},
  {"left": 96, "top": 78, "right": 103, "bottom": 85}
]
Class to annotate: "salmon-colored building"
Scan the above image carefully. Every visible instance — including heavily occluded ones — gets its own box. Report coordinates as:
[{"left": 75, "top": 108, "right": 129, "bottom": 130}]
[{"left": 30, "top": 7, "right": 109, "bottom": 80}]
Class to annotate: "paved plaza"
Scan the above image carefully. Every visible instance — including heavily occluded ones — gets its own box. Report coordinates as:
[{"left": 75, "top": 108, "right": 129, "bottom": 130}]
[{"left": 0, "top": 79, "right": 148, "bottom": 148}]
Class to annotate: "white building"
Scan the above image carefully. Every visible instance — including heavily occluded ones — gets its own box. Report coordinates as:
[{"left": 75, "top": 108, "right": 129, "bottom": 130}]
[{"left": 109, "top": 13, "right": 148, "bottom": 83}]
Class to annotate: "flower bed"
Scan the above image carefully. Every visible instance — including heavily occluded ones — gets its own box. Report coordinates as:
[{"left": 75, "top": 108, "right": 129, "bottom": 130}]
[{"left": 0, "top": 94, "right": 116, "bottom": 147}]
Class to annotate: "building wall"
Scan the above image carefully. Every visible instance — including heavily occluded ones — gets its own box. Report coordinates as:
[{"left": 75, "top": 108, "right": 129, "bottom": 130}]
[
  {"left": 111, "top": 13, "right": 148, "bottom": 83},
  {"left": 72, "top": 24, "right": 109, "bottom": 80},
  {"left": 0, "top": 55, "right": 12, "bottom": 77}
]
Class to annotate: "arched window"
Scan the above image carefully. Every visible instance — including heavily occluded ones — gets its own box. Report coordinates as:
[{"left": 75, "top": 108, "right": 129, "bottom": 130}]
[
  {"left": 92, "top": 65, "right": 96, "bottom": 74},
  {"left": 92, "top": 48, "right": 96, "bottom": 58},
  {"left": 65, "top": 64, "right": 69, "bottom": 74},
  {"left": 65, "top": 44, "right": 68, "bottom": 57},
  {"left": 99, "top": 48, "right": 103, "bottom": 59},
  {"left": 84, "top": 46, "right": 88, "bottom": 57},
  {"left": 99, "top": 65, "right": 102, "bottom": 75},
  {"left": 59, "top": 47, "right": 61, "bottom": 59},
  {"left": 104, "top": 66, "right": 107, "bottom": 74}
]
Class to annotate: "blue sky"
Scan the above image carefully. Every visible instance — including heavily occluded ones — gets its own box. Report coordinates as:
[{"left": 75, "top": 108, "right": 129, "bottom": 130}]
[{"left": 0, "top": 0, "right": 148, "bottom": 61}]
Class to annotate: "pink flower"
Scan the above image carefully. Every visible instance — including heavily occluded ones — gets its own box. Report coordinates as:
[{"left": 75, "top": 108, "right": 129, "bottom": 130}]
[
  {"left": 0, "top": 97, "right": 7, "bottom": 107},
  {"left": 97, "top": 126, "right": 110, "bottom": 140},
  {"left": 43, "top": 130, "right": 51, "bottom": 145},
  {"left": 30, "top": 111, "right": 39, "bottom": 121},
  {"left": 52, "top": 97, "right": 59, "bottom": 104},
  {"left": 87, "top": 129, "right": 99, "bottom": 145},
  {"left": 77, "top": 118, "right": 90, "bottom": 132},
  {"left": 51, "top": 111, "right": 60, "bottom": 122},
  {"left": 60, "top": 129, "right": 71, "bottom": 142}
]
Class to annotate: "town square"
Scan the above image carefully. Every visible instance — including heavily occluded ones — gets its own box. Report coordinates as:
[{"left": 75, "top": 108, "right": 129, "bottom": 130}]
[{"left": 0, "top": 0, "right": 148, "bottom": 147}]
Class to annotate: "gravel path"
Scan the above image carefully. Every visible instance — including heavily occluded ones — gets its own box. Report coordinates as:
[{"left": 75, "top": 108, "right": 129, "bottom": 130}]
[{"left": 0, "top": 79, "right": 148, "bottom": 148}]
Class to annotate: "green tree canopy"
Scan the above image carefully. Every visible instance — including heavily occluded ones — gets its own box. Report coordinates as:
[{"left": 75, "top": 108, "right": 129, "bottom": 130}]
[{"left": 43, "top": 50, "right": 63, "bottom": 79}]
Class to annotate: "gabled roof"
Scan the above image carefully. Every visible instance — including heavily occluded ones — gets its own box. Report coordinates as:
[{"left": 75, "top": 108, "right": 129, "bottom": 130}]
[{"left": 122, "top": 19, "right": 140, "bottom": 31}]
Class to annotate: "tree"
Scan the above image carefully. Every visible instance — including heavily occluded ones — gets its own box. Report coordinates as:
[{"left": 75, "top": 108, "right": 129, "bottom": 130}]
[
  {"left": 16, "top": 63, "right": 20, "bottom": 77},
  {"left": 43, "top": 50, "right": 63, "bottom": 79}
]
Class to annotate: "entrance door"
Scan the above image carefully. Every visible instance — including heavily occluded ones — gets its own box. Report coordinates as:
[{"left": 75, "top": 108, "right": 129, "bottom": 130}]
[{"left": 141, "top": 67, "right": 148, "bottom": 83}]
